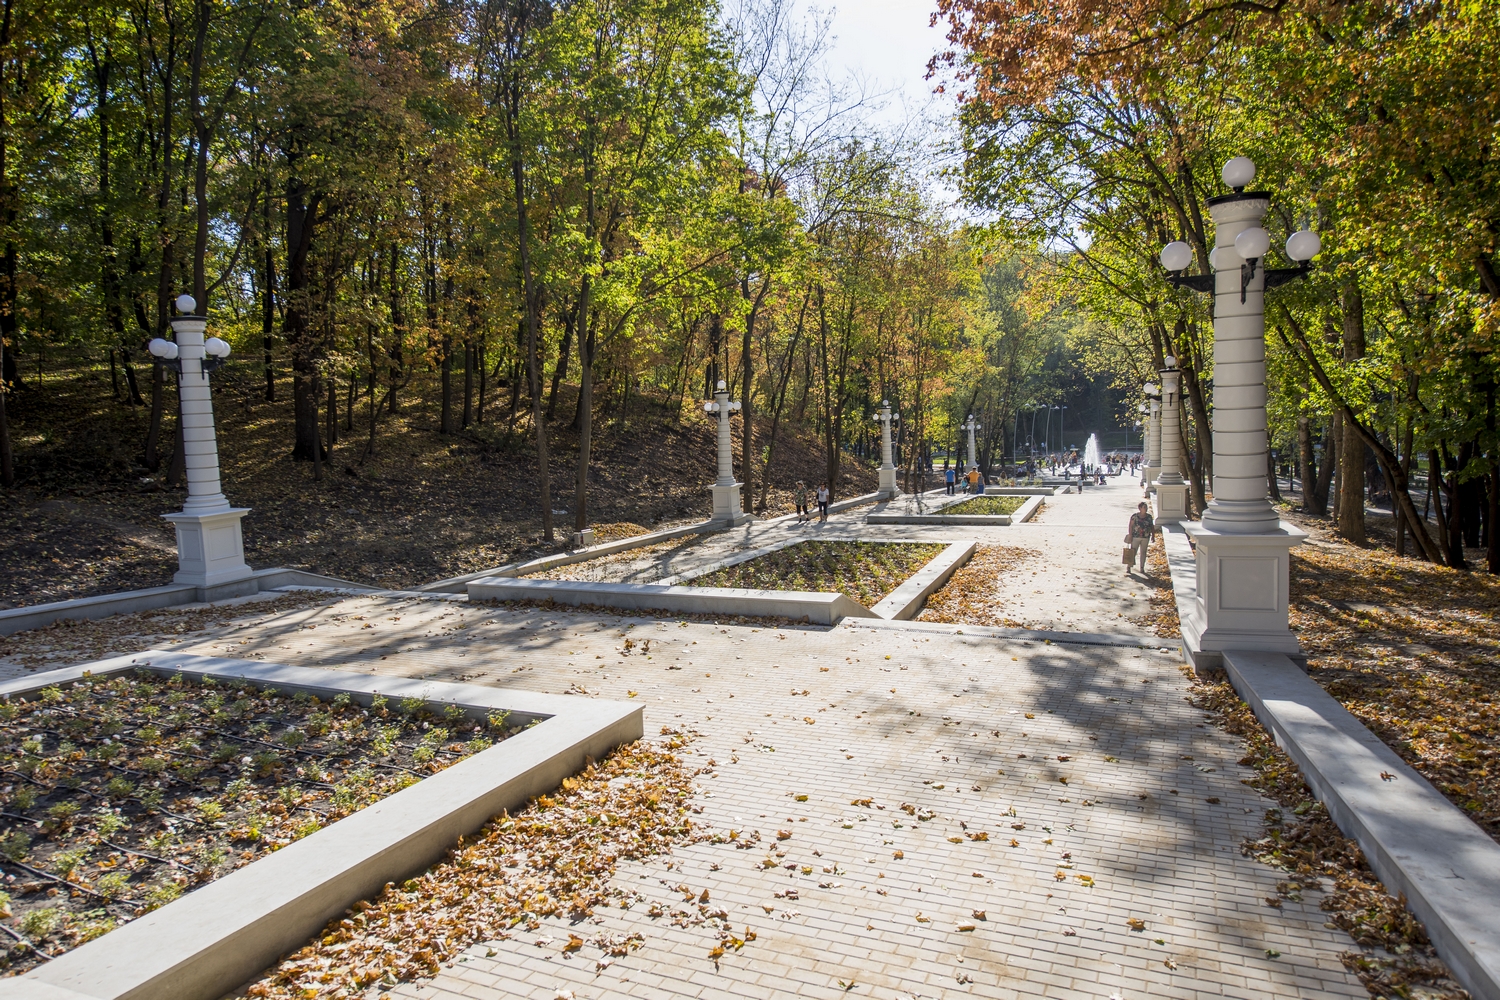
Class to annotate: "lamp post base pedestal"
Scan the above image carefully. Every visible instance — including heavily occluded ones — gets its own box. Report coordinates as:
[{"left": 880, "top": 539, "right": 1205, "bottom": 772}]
[
  {"left": 876, "top": 466, "right": 899, "bottom": 500},
  {"left": 1180, "top": 519, "right": 1307, "bottom": 675},
  {"left": 163, "top": 508, "right": 254, "bottom": 591},
  {"left": 709, "top": 483, "right": 753, "bottom": 527},
  {"left": 1141, "top": 467, "right": 1158, "bottom": 487},
  {"left": 1152, "top": 482, "right": 1190, "bottom": 525}
]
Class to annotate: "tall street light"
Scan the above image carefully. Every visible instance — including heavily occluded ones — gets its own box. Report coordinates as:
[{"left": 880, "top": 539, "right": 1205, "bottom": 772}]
[
  {"left": 1153, "top": 356, "right": 1190, "bottom": 524},
  {"left": 1158, "top": 155, "right": 1321, "bottom": 671}
]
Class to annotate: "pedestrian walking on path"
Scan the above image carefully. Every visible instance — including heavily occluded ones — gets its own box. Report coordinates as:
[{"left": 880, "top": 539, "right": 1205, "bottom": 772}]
[
  {"left": 966, "top": 467, "right": 982, "bottom": 494},
  {"left": 945, "top": 466, "right": 956, "bottom": 495},
  {"left": 794, "top": 481, "right": 809, "bottom": 523},
  {"left": 816, "top": 482, "right": 830, "bottom": 521},
  {"left": 1125, "top": 501, "right": 1155, "bottom": 574}
]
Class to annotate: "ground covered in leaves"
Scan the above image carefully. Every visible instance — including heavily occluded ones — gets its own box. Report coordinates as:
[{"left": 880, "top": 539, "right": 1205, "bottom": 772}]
[
  {"left": 243, "top": 732, "right": 707, "bottom": 998},
  {"left": 526, "top": 535, "right": 703, "bottom": 582},
  {"left": 1286, "top": 538, "right": 1500, "bottom": 846},
  {"left": 1130, "top": 540, "right": 1180, "bottom": 638},
  {"left": 915, "top": 545, "right": 1040, "bottom": 626},
  {"left": 689, "top": 541, "right": 946, "bottom": 607},
  {"left": 0, "top": 670, "right": 515, "bottom": 973},
  {"left": 940, "top": 495, "right": 1026, "bottom": 516},
  {"left": 0, "top": 363, "right": 877, "bottom": 606}
]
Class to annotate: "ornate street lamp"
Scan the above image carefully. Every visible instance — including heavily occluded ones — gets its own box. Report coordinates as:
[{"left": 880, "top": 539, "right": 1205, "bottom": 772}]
[
  {"left": 871, "top": 400, "right": 901, "bottom": 499},
  {"left": 1156, "top": 156, "right": 1320, "bottom": 671},
  {"left": 149, "top": 294, "right": 253, "bottom": 590},
  {"left": 703, "top": 380, "right": 750, "bottom": 526},
  {"left": 1153, "top": 356, "right": 1190, "bottom": 524},
  {"left": 960, "top": 414, "right": 981, "bottom": 472}
]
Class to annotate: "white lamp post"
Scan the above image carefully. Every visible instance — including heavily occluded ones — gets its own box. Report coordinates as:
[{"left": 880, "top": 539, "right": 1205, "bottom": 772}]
[
  {"left": 961, "top": 414, "right": 981, "bottom": 471},
  {"left": 703, "top": 380, "right": 751, "bottom": 526},
  {"left": 1159, "top": 156, "right": 1321, "bottom": 669},
  {"left": 150, "top": 295, "right": 253, "bottom": 590},
  {"left": 1141, "top": 386, "right": 1161, "bottom": 486},
  {"left": 873, "top": 400, "right": 900, "bottom": 499},
  {"left": 1153, "top": 357, "right": 1190, "bottom": 524}
]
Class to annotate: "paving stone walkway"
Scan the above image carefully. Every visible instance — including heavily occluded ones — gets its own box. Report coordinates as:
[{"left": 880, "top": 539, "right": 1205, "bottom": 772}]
[{"left": 147, "top": 588, "right": 1370, "bottom": 1000}]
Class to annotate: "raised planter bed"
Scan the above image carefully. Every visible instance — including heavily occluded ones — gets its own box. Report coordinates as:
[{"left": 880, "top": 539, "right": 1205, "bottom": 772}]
[{"left": 0, "top": 652, "right": 641, "bottom": 1000}]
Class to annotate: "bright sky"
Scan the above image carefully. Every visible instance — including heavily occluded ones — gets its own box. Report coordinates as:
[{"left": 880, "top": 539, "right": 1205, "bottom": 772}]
[{"left": 816, "top": 0, "right": 954, "bottom": 129}]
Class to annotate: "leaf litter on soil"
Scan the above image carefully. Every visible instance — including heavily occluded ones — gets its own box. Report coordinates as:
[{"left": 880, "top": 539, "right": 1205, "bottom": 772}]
[
  {"left": 690, "top": 541, "right": 945, "bottom": 608},
  {"left": 0, "top": 668, "right": 514, "bottom": 972},
  {"left": 915, "top": 546, "right": 1040, "bottom": 626}
]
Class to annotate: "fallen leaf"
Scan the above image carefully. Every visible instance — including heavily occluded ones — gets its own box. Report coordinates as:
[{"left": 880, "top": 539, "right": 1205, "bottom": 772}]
[
  {"left": 1164, "top": 958, "right": 1178, "bottom": 970},
  {"left": 915, "top": 912, "right": 930, "bottom": 923},
  {"left": 1126, "top": 918, "right": 1146, "bottom": 932},
  {"left": 957, "top": 923, "right": 976, "bottom": 932},
  {"left": 1076, "top": 874, "right": 1095, "bottom": 887},
  {"left": 972, "top": 909, "right": 986, "bottom": 920},
  {"left": 892, "top": 850, "right": 904, "bottom": 859},
  {"left": 777, "top": 829, "right": 792, "bottom": 840},
  {"left": 1025, "top": 713, "right": 1035, "bottom": 719},
  {"left": 564, "top": 934, "right": 584, "bottom": 952}
]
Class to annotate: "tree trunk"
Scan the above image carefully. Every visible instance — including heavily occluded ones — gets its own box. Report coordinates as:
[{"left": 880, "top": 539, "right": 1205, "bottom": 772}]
[
  {"left": 283, "top": 173, "right": 321, "bottom": 461},
  {"left": 1337, "top": 281, "right": 1367, "bottom": 542},
  {"left": 262, "top": 185, "right": 276, "bottom": 402},
  {"left": 1267, "top": 446, "right": 1281, "bottom": 501},
  {"left": 1297, "top": 415, "right": 1319, "bottom": 514},
  {"left": 548, "top": 302, "right": 573, "bottom": 422}
]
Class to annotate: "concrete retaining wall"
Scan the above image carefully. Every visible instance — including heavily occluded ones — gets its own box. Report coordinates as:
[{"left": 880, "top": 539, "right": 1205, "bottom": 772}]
[
  {"left": 867, "top": 495, "right": 1043, "bottom": 526},
  {"left": 468, "top": 576, "right": 875, "bottom": 625},
  {"left": 0, "top": 652, "right": 642, "bottom": 1000}
]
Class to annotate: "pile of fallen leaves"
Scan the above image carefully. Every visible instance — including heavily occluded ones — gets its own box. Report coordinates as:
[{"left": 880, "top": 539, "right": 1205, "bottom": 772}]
[
  {"left": 1287, "top": 540, "right": 1500, "bottom": 845},
  {"left": 0, "top": 670, "right": 511, "bottom": 972},
  {"left": 916, "top": 546, "right": 1039, "bottom": 626},
  {"left": 246, "top": 733, "right": 707, "bottom": 998},
  {"left": 1130, "top": 541, "right": 1180, "bottom": 638},
  {"left": 1190, "top": 678, "right": 1466, "bottom": 998},
  {"left": 940, "top": 495, "right": 1026, "bottom": 516},
  {"left": 691, "top": 541, "right": 946, "bottom": 608},
  {"left": 0, "top": 591, "right": 337, "bottom": 672}
]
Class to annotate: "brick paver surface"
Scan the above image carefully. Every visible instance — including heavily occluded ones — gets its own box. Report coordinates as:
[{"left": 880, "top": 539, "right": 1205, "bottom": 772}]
[{"left": 147, "top": 592, "right": 1369, "bottom": 1000}]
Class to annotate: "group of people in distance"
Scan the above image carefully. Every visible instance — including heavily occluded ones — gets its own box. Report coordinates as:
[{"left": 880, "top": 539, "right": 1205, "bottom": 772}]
[{"left": 793, "top": 481, "right": 831, "bottom": 523}]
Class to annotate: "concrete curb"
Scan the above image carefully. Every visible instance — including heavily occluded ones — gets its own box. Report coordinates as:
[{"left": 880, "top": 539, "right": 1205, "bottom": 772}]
[
  {"left": 983, "top": 486, "right": 1057, "bottom": 496},
  {"left": 1222, "top": 650, "right": 1500, "bottom": 1000},
  {"left": 869, "top": 541, "right": 976, "bottom": 620},
  {"left": 419, "top": 520, "right": 715, "bottom": 593},
  {"left": 467, "top": 577, "right": 875, "bottom": 625},
  {"left": 0, "top": 569, "right": 380, "bottom": 637},
  {"left": 866, "top": 495, "right": 1043, "bottom": 526},
  {"left": 0, "top": 652, "right": 642, "bottom": 1000},
  {"left": 838, "top": 616, "right": 1169, "bottom": 649}
]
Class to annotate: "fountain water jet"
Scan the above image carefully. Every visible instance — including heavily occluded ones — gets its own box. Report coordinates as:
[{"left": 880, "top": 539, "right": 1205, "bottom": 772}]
[{"left": 1083, "top": 433, "right": 1100, "bottom": 473}]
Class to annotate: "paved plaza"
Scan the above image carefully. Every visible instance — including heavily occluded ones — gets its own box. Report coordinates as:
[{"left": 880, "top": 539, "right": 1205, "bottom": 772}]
[
  {"left": 69, "top": 479, "right": 1362, "bottom": 1000},
  {"left": 4, "top": 480, "right": 1373, "bottom": 999}
]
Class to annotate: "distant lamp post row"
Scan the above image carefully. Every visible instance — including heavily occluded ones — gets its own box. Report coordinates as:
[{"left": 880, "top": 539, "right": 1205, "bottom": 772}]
[{"left": 1154, "top": 156, "right": 1317, "bottom": 672}]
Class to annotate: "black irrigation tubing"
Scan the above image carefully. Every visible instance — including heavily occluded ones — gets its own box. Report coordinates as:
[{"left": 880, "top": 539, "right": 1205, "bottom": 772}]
[
  {"left": 0, "top": 857, "right": 144, "bottom": 908},
  {"left": 0, "top": 919, "right": 46, "bottom": 957},
  {"left": 100, "top": 839, "right": 200, "bottom": 876}
]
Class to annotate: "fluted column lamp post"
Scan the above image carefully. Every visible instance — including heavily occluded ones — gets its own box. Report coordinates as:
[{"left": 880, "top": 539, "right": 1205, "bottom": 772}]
[
  {"left": 1158, "top": 156, "right": 1321, "bottom": 669},
  {"left": 1152, "top": 358, "right": 1190, "bottom": 525},
  {"left": 704, "top": 380, "right": 751, "bottom": 527},
  {"left": 1142, "top": 386, "right": 1162, "bottom": 487},
  {"left": 873, "top": 401, "right": 900, "bottom": 499},
  {"left": 150, "top": 295, "right": 253, "bottom": 588},
  {"left": 961, "top": 414, "right": 981, "bottom": 472}
]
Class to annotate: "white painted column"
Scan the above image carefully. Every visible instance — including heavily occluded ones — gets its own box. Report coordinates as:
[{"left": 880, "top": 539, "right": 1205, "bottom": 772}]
[
  {"left": 875, "top": 401, "right": 899, "bottom": 499},
  {"left": 705, "top": 381, "right": 750, "bottom": 526},
  {"left": 1141, "top": 400, "right": 1160, "bottom": 486},
  {"left": 1180, "top": 179, "right": 1306, "bottom": 672},
  {"left": 962, "top": 415, "right": 980, "bottom": 471},
  {"left": 1153, "top": 364, "right": 1190, "bottom": 524},
  {"left": 159, "top": 299, "right": 253, "bottom": 591}
]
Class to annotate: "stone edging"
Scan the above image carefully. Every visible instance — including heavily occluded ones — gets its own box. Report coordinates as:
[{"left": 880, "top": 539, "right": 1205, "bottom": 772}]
[
  {"left": 0, "top": 569, "right": 380, "bottom": 638},
  {"left": 866, "top": 494, "right": 1043, "bottom": 526},
  {"left": 839, "top": 616, "right": 1170, "bottom": 649},
  {"left": 0, "top": 652, "right": 642, "bottom": 1000},
  {"left": 466, "top": 577, "right": 873, "bottom": 625},
  {"left": 1222, "top": 650, "right": 1500, "bottom": 1000},
  {"left": 868, "top": 541, "right": 976, "bottom": 620}
]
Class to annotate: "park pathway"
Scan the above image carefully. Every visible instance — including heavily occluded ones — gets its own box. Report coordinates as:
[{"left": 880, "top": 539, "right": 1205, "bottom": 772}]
[{"left": 145, "top": 584, "right": 1370, "bottom": 1000}]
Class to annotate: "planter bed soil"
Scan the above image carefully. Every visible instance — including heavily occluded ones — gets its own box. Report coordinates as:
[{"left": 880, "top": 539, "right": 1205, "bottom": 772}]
[
  {"left": 941, "top": 495, "right": 1026, "bottom": 516},
  {"left": 0, "top": 670, "right": 515, "bottom": 974},
  {"left": 688, "top": 541, "right": 945, "bottom": 608}
]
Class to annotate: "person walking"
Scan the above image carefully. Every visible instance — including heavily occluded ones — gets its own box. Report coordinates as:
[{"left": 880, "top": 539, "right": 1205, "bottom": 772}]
[
  {"left": 945, "top": 465, "right": 956, "bottom": 495},
  {"left": 794, "top": 481, "right": 809, "bottom": 523},
  {"left": 816, "top": 482, "right": 830, "bottom": 521},
  {"left": 966, "top": 466, "right": 981, "bottom": 494},
  {"left": 1125, "top": 501, "right": 1154, "bottom": 575}
]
